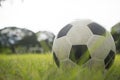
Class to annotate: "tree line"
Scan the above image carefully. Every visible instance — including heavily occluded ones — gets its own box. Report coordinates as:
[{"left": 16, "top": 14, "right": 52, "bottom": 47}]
[
  {"left": 1, "top": 22, "right": 120, "bottom": 54},
  {"left": 0, "top": 27, "right": 55, "bottom": 54}
]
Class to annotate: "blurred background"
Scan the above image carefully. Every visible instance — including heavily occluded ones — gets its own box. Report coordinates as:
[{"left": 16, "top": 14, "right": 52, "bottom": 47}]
[{"left": 0, "top": 0, "right": 120, "bottom": 54}]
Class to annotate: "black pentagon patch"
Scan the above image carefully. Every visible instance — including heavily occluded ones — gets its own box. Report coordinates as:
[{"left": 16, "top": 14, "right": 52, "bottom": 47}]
[
  {"left": 57, "top": 24, "right": 72, "bottom": 38},
  {"left": 104, "top": 50, "right": 115, "bottom": 69},
  {"left": 53, "top": 52, "right": 60, "bottom": 67},
  {"left": 88, "top": 22, "right": 106, "bottom": 36},
  {"left": 69, "top": 45, "right": 91, "bottom": 66}
]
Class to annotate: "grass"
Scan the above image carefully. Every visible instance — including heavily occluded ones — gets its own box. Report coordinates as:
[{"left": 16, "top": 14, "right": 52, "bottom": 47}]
[{"left": 0, "top": 53, "right": 120, "bottom": 80}]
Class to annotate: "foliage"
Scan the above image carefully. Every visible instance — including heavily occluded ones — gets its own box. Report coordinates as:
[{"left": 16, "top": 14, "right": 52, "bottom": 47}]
[
  {"left": 0, "top": 27, "right": 55, "bottom": 54},
  {"left": 40, "top": 40, "right": 51, "bottom": 52},
  {"left": 0, "top": 27, "right": 39, "bottom": 53},
  {"left": 36, "top": 31, "right": 55, "bottom": 52},
  {"left": 0, "top": 53, "right": 120, "bottom": 80},
  {"left": 111, "top": 22, "right": 120, "bottom": 53}
]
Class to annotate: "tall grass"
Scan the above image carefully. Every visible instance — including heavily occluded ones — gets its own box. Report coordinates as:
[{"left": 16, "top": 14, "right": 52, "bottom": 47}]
[{"left": 0, "top": 53, "right": 120, "bottom": 80}]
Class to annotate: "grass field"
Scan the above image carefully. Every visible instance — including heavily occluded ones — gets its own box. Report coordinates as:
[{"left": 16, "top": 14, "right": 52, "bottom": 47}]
[{"left": 0, "top": 53, "right": 120, "bottom": 80}]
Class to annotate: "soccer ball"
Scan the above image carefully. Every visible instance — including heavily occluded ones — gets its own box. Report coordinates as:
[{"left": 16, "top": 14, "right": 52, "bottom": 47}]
[{"left": 52, "top": 20, "right": 116, "bottom": 70}]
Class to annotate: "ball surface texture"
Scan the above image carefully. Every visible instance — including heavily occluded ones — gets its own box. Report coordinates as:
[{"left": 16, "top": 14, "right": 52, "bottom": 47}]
[{"left": 53, "top": 20, "right": 116, "bottom": 70}]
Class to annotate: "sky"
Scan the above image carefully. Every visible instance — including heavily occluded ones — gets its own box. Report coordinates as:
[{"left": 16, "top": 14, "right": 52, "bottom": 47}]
[{"left": 0, "top": 0, "right": 120, "bottom": 35}]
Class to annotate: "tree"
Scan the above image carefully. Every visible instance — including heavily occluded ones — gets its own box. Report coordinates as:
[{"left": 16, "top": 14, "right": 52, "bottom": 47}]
[
  {"left": 36, "top": 31, "right": 55, "bottom": 52},
  {"left": 111, "top": 22, "right": 120, "bottom": 53},
  {"left": 0, "top": 27, "right": 40, "bottom": 53}
]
